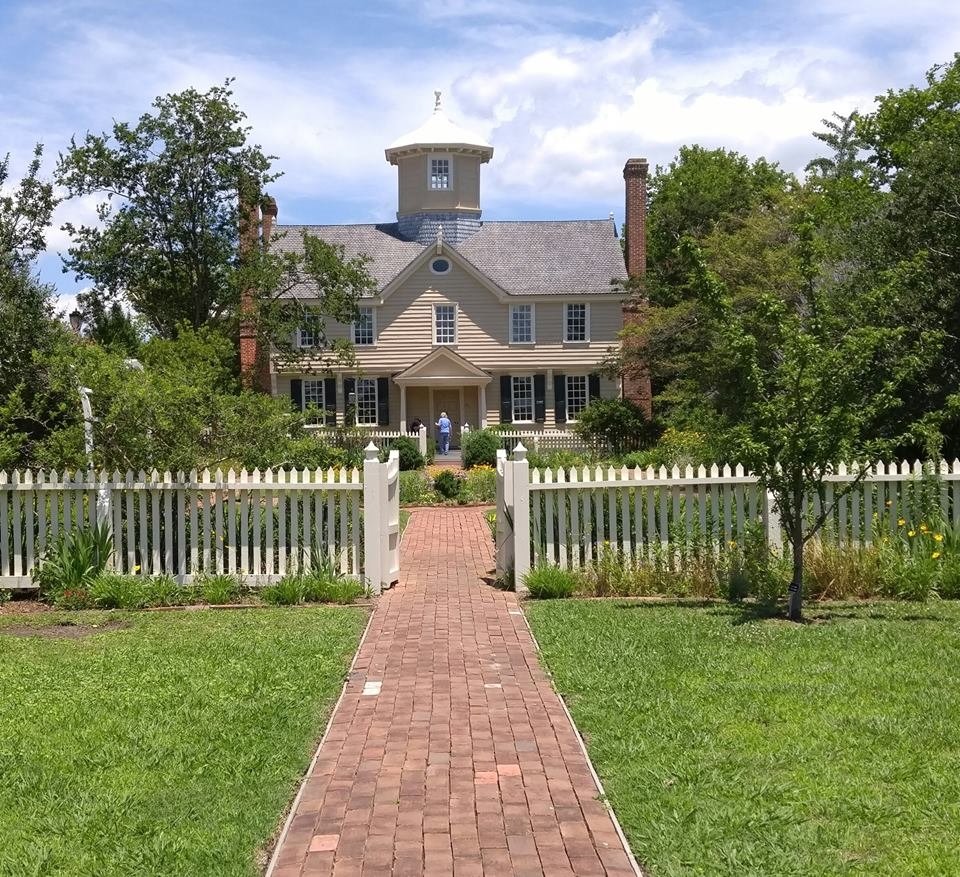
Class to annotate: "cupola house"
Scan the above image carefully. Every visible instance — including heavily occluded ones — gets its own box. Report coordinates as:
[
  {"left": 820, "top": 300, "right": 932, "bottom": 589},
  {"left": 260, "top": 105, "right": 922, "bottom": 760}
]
[{"left": 246, "top": 94, "right": 650, "bottom": 446}]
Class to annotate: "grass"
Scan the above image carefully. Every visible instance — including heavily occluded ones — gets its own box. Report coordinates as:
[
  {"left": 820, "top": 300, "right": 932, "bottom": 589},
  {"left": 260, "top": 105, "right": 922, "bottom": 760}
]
[
  {"left": 0, "top": 606, "right": 367, "bottom": 876},
  {"left": 525, "top": 599, "right": 960, "bottom": 876}
]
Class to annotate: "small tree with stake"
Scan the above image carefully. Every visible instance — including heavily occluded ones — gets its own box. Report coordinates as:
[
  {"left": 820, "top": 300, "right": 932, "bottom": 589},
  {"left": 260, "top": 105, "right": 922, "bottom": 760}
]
[{"left": 684, "top": 229, "right": 926, "bottom": 620}]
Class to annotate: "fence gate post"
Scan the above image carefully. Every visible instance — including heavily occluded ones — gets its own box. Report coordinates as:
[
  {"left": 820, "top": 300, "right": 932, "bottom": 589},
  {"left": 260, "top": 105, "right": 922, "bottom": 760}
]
[
  {"left": 764, "top": 488, "right": 783, "bottom": 553},
  {"left": 418, "top": 425, "right": 427, "bottom": 457},
  {"left": 362, "top": 442, "right": 384, "bottom": 595},
  {"left": 512, "top": 443, "right": 531, "bottom": 594}
]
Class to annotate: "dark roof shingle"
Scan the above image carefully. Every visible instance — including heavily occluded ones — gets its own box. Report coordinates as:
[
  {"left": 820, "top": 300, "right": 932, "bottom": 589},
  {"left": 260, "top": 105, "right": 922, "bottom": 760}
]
[{"left": 272, "top": 219, "right": 626, "bottom": 298}]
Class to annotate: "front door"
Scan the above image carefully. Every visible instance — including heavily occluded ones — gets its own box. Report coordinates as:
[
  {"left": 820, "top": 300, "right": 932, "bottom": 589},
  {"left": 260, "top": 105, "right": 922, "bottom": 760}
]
[{"left": 433, "top": 388, "right": 461, "bottom": 449}]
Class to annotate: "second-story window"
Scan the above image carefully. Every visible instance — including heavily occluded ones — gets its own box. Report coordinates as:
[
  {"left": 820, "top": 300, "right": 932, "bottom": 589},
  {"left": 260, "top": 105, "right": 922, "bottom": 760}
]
[
  {"left": 564, "top": 303, "right": 589, "bottom": 342},
  {"left": 510, "top": 304, "right": 534, "bottom": 343},
  {"left": 352, "top": 307, "right": 375, "bottom": 346},
  {"left": 298, "top": 316, "right": 321, "bottom": 348},
  {"left": 434, "top": 303, "right": 457, "bottom": 345},
  {"left": 430, "top": 157, "right": 450, "bottom": 189}
]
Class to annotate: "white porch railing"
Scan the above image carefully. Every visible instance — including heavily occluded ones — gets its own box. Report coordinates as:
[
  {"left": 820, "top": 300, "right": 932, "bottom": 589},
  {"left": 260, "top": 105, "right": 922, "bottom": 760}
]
[
  {"left": 0, "top": 445, "right": 400, "bottom": 594},
  {"left": 496, "top": 447, "right": 960, "bottom": 594}
]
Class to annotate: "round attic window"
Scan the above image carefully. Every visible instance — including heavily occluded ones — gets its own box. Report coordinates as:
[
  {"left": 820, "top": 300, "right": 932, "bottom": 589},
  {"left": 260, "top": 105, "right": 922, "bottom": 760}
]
[{"left": 430, "top": 258, "right": 451, "bottom": 275}]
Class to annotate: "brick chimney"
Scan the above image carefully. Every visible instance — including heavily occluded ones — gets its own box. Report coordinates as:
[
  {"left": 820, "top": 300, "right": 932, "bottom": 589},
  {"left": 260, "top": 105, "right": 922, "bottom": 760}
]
[
  {"left": 621, "top": 158, "right": 652, "bottom": 417},
  {"left": 261, "top": 195, "right": 278, "bottom": 245},
  {"left": 239, "top": 196, "right": 262, "bottom": 391}
]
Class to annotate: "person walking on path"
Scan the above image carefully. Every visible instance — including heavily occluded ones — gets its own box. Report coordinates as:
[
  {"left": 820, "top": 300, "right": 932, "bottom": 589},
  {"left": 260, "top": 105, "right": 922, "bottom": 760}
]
[{"left": 436, "top": 411, "right": 452, "bottom": 455}]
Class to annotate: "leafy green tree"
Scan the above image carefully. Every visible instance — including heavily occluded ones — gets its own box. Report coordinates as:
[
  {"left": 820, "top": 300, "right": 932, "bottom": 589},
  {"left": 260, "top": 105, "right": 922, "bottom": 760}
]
[
  {"left": 684, "top": 234, "right": 928, "bottom": 620},
  {"left": 81, "top": 297, "right": 143, "bottom": 355},
  {"left": 573, "top": 399, "right": 656, "bottom": 454},
  {"left": 0, "top": 144, "right": 68, "bottom": 469},
  {"left": 56, "top": 81, "right": 373, "bottom": 368},
  {"left": 805, "top": 112, "right": 872, "bottom": 181}
]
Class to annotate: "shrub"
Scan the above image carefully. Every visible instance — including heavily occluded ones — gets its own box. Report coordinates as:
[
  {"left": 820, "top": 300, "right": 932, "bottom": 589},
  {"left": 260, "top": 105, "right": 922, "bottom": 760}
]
[
  {"left": 90, "top": 572, "right": 147, "bottom": 609},
  {"left": 939, "top": 555, "right": 960, "bottom": 599},
  {"left": 53, "top": 587, "right": 92, "bottom": 610},
  {"left": 620, "top": 428, "right": 716, "bottom": 470},
  {"left": 282, "top": 436, "right": 353, "bottom": 471},
  {"left": 399, "top": 470, "right": 436, "bottom": 505},
  {"left": 524, "top": 565, "right": 577, "bottom": 599},
  {"left": 390, "top": 436, "right": 424, "bottom": 471},
  {"left": 142, "top": 574, "right": 183, "bottom": 607},
  {"left": 260, "top": 576, "right": 305, "bottom": 606},
  {"left": 573, "top": 398, "right": 657, "bottom": 454},
  {"left": 303, "top": 576, "right": 366, "bottom": 604},
  {"left": 196, "top": 573, "right": 243, "bottom": 605},
  {"left": 526, "top": 450, "right": 590, "bottom": 471},
  {"left": 35, "top": 521, "right": 113, "bottom": 599},
  {"left": 460, "top": 466, "right": 495, "bottom": 504},
  {"left": 462, "top": 429, "right": 499, "bottom": 469},
  {"left": 433, "top": 469, "right": 462, "bottom": 500}
]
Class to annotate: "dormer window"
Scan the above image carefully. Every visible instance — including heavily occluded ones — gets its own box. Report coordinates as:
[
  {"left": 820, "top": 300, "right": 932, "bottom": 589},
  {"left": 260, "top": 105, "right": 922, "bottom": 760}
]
[{"left": 430, "top": 156, "right": 451, "bottom": 190}]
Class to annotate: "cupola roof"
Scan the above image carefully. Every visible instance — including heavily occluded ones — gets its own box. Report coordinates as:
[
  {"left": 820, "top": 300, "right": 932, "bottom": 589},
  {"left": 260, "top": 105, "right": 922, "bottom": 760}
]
[{"left": 385, "top": 91, "right": 493, "bottom": 164}]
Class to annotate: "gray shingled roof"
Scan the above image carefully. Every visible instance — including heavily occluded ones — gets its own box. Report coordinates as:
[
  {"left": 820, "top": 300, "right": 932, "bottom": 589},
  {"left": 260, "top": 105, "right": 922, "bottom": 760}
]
[{"left": 271, "top": 219, "right": 627, "bottom": 298}]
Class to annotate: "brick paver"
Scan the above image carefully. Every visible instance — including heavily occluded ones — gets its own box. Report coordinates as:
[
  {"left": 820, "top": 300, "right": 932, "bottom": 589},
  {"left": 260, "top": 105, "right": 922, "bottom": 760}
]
[{"left": 269, "top": 507, "right": 638, "bottom": 876}]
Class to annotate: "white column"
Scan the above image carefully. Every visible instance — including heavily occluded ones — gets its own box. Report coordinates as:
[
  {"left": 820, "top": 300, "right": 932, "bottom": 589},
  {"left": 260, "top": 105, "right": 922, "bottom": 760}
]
[
  {"left": 479, "top": 383, "right": 487, "bottom": 428},
  {"left": 400, "top": 384, "right": 407, "bottom": 430},
  {"left": 458, "top": 387, "right": 465, "bottom": 433},
  {"left": 511, "top": 443, "right": 530, "bottom": 593}
]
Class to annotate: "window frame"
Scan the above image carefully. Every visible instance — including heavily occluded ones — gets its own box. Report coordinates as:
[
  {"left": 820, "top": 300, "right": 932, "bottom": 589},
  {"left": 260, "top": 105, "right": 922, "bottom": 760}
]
[
  {"left": 564, "top": 374, "right": 590, "bottom": 423},
  {"left": 563, "top": 302, "right": 590, "bottom": 343},
  {"left": 511, "top": 375, "right": 535, "bottom": 425},
  {"left": 351, "top": 306, "right": 376, "bottom": 346},
  {"left": 428, "top": 154, "right": 453, "bottom": 190},
  {"left": 433, "top": 302, "right": 458, "bottom": 346},
  {"left": 354, "top": 377, "right": 379, "bottom": 426},
  {"left": 298, "top": 317, "right": 322, "bottom": 349},
  {"left": 302, "top": 378, "right": 326, "bottom": 424},
  {"left": 509, "top": 303, "right": 535, "bottom": 345}
]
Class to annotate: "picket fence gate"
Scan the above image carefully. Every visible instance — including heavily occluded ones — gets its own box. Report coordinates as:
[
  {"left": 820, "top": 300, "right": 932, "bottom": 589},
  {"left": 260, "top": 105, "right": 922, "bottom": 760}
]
[
  {"left": 496, "top": 446, "right": 960, "bottom": 593},
  {"left": 0, "top": 445, "right": 400, "bottom": 594}
]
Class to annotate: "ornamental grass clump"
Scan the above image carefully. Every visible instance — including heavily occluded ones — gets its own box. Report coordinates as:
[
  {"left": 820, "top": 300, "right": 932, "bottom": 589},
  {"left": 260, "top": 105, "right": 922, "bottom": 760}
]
[{"left": 524, "top": 565, "right": 577, "bottom": 599}]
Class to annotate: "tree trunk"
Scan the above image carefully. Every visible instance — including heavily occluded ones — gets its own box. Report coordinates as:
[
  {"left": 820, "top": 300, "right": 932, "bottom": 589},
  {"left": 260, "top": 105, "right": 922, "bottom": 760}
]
[{"left": 788, "top": 515, "right": 804, "bottom": 622}]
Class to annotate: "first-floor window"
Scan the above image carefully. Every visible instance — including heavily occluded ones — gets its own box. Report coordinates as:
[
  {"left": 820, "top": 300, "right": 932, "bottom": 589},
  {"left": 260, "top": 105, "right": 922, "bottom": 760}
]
[
  {"left": 512, "top": 376, "right": 534, "bottom": 423},
  {"left": 353, "top": 307, "right": 375, "bottom": 345},
  {"left": 355, "top": 378, "right": 378, "bottom": 425},
  {"left": 302, "top": 379, "right": 326, "bottom": 424},
  {"left": 566, "top": 374, "right": 589, "bottom": 421}
]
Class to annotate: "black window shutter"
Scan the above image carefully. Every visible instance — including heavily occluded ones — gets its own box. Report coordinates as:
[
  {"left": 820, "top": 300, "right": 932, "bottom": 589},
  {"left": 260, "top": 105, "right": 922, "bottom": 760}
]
[
  {"left": 290, "top": 379, "right": 303, "bottom": 411},
  {"left": 589, "top": 372, "right": 601, "bottom": 402},
  {"left": 323, "top": 378, "right": 337, "bottom": 426},
  {"left": 534, "top": 374, "right": 546, "bottom": 423},
  {"left": 499, "top": 375, "right": 512, "bottom": 424},
  {"left": 554, "top": 374, "right": 566, "bottom": 424},
  {"left": 376, "top": 377, "right": 390, "bottom": 426}
]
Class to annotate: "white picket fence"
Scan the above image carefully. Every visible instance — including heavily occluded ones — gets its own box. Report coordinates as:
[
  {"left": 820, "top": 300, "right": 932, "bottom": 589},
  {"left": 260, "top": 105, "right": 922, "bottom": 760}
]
[
  {"left": 0, "top": 445, "right": 401, "bottom": 593},
  {"left": 307, "top": 426, "right": 428, "bottom": 457},
  {"left": 496, "top": 448, "right": 960, "bottom": 592},
  {"left": 478, "top": 428, "right": 607, "bottom": 455}
]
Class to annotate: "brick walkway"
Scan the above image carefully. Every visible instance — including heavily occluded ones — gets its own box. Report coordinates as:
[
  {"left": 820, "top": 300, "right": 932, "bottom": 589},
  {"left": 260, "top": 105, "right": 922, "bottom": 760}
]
[{"left": 269, "top": 507, "right": 638, "bottom": 876}]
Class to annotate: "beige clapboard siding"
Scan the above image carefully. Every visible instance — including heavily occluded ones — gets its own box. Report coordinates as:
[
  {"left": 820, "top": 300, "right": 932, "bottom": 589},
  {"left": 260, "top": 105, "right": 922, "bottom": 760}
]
[
  {"left": 397, "top": 153, "right": 482, "bottom": 215},
  {"left": 296, "top": 258, "right": 623, "bottom": 373}
]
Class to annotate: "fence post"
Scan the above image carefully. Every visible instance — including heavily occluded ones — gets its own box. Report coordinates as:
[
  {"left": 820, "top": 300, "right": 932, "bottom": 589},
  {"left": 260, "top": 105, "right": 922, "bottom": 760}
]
[
  {"left": 362, "top": 442, "right": 383, "bottom": 595},
  {"left": 418, "top": 425, "right": 427, "bottom": 457},
  {"left": 512, "top": 442, "right": 530, "bottom": 594},
  {"left": 765, "top": 487, "right": 783, "bottom": 553},
  {"left": 495, "top": 449, "right": 511, "bottom": 579}
]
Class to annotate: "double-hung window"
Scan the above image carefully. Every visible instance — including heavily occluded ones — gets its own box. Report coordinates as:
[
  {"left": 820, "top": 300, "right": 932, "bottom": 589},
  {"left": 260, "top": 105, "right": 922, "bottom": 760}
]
[
  {"left": 565, "top": 374, "right": 589, "bottom": 422},
  {"left": 430, "top": 156, "right": 451, "bottom": 189},
  {"left": 352, "top": 307, "right": 375, "bottom": 346},
  {"left": 434, "top": 303, "right": 457, "bottom": 345},
  {"left": 564, "top": 303, "right": 589, "bottom": 342},
  {"left": 302, "top": 379, "right": 326, "bottom": 424},
  {"left": 511, "top": 376, "right": 534, "bottom": 423},
  {"left": 355, "top": 378, "right": 378, "bottom": 426},
  {"left": 509, "top": 304, "right": 534, "bottom": 344},
  {"left": 298, "top": 316, "right": 321, "bottom": 348}
]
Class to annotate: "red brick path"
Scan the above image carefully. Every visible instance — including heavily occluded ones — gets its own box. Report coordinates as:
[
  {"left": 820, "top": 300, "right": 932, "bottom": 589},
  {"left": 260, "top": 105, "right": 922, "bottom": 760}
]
[{"left": 269, "top": 507, "right": 638, "bottom": 876}]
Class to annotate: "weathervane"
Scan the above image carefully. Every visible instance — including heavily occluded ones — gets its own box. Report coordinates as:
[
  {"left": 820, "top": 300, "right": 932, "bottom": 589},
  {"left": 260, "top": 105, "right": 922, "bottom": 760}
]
[{"left": 434, "top": 90, "right": 442, "bottom": 112}]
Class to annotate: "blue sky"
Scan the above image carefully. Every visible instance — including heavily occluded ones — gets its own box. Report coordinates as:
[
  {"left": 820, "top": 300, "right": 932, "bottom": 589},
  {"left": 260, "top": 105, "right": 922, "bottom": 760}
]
[{"left": 2, "top": 0, "right": 958, "bottom": 310}]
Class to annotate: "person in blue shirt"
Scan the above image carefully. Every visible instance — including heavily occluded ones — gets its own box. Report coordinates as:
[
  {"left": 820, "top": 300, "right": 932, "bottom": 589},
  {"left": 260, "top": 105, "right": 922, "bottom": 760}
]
[{"left": 436, "top": 411, "right": 452, "bottom": 455}]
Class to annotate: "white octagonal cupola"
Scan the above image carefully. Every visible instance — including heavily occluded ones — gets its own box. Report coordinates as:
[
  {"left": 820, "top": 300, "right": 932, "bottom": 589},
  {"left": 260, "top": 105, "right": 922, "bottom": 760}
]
[{"left": 385, "top": 92, "right": 494, "bottom": 245}]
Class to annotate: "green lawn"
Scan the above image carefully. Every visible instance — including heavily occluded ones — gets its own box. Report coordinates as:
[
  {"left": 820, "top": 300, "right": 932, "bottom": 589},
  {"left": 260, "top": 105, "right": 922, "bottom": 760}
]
[
  {"left": 526, "top": 599, "right": 960, "bottom": 877},
  {"left": 0, "top": 606, "right": 367, "bottom": 876}
]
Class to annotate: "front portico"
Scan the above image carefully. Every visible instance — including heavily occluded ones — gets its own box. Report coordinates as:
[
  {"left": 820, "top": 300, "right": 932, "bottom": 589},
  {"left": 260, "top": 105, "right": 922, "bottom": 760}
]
[{"left": 394, "top": 347, "right": 492, "bottom": 439}]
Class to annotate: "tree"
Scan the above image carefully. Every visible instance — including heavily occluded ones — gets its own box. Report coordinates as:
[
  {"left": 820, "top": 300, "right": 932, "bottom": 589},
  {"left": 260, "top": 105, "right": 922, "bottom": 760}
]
[
  {"left": 0, "top": 144, "right": 68, "bottom": 469},
  {"left": 805, "top": 112, "right": 872, "bottom": 181},
  {"left": 683, "top": 231, "right": 928, "bottom": 620}
]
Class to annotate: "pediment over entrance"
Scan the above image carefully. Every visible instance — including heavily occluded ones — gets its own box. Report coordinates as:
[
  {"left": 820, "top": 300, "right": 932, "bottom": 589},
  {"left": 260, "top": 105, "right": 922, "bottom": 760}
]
[{"left": 394, "top": 347, "right": 491, "bottom": 385}]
